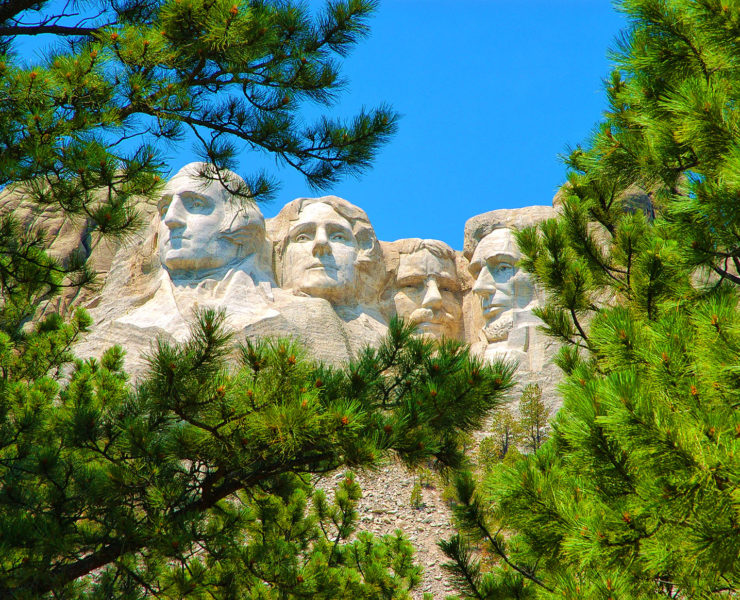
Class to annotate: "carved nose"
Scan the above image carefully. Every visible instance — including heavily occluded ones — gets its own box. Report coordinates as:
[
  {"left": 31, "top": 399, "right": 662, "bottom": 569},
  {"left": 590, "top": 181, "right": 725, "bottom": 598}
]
[
  {"left": 163, "top": 195, "right": 186, "bottom": 230},
  {"left": 421, "top": 279, "right": 443, "bottom": 309},
  {"left": 312, "top": 228, "right": 330, "bottom": 257},
  {"left": 472, "top": 269, "right": 495, "bottom": 296}
]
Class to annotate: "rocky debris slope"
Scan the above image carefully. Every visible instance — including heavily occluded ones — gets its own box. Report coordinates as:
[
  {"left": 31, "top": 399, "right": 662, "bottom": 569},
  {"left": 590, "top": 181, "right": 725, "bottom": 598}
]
[{"left": 317, "top": 459, "right": 459, "bottom": 599}]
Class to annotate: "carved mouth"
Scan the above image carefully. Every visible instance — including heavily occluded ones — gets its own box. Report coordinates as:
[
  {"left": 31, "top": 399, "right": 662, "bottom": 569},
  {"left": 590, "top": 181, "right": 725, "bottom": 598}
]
[
  {"left": 418, "top": 316, "right": 448, "bottom": 325},
  {"left": 481, "top": 296, "right": 507, "bottom": 309},
  {"left": 412, "top": 312, "right": 452, "bottom": 328},
  {"left": 482, "top": 302, "right": 505, "bottom": 310},
  {"left": 413, "top": 319, "right": 457, "bottom": 339},
  {"left": 480, "top": 300, "right": 507, "bottom": 319},
  {"left": 306, "top": 263, "right": 337, "bottom": 273},
  {"left": 415, "top": 321, "right": 445, "bottom": 333}
]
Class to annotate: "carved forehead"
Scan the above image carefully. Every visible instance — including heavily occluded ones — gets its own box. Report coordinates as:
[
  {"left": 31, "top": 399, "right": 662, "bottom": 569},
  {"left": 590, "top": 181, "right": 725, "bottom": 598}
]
[
  {"left": 163, "top": 162, "right": 245, "bottom": 197},
  {"left": 159, "top": 178, "right": 222, "bottom": 212},
  {"left": 292, "top": 202, "right": 354, "bottom": 231},
  {"left": 160, "top": 165, "right": 266, "bottom": 236},
  {"left": 471, "top": 229, "right": 520, "bottom": 265},
  {"left": 160, "top": 163, "right": 262, "bottom": 218},
  {"left": 398, "top": 249, "right": 456, "bottom": 281}
]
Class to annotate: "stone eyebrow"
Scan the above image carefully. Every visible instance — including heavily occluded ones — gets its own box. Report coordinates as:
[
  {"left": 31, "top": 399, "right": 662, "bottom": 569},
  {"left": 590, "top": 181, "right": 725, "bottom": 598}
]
[
  {"left": 179, "top": 190, "right": 211, "bottom": 201},
  {"left": 288, "top": 222, "right": 315, "bottom": 237},
  {"left": 396, "top": 273, "right": 426, "bottom": 286},
  {"left": 396, "top": 273, "right": 460, "bottom": 291},
  {"left": 324, "top": 221, "right": 353, "bottom": 234},
  {"left": 468, "top": 255, "right": 484, "bottom": 275}
]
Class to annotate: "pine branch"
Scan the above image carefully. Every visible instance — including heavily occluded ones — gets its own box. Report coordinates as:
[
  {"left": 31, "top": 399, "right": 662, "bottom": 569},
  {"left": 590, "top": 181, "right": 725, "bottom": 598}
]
[
  {"left": 570, "top": 308, "right": 591, "bottom": 347},
  {"left": 711, "top": 264, "right": 740, "bottom": 286},
  {"left": 0, "top": 23, "right": 102, "bottom": 36},
  {"left": 0, "top": 0, "right": 42, "bottom": 24},
  {"left": 7, "top": 451, "right": 337, "bottom": 596}
]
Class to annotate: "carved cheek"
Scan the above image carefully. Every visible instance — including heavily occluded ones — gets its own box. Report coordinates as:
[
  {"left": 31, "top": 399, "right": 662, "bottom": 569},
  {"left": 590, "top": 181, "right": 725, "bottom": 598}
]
[
  {"left": 283, "top": 244, "right": 310, "bottom": 281},
  {"left": 393, "top": 292, "right": 412, "bottom": 316},
  {"left": 180, "top": 216, "right": 211, "bottom": 255},
  {"left": 330, "top": 244, "right": 357, "bottom": 279},
  {"left": 512, "top": 272, "right": 535, "bottom": 305},
  {"left": 396, "top": 287, "right": 422, "bottom": 312},
  {"left": 443, "top": 295, "right": 462, "bottom": 320},
  {"left": 494, "top": 280, "right": 515, "bottom": 300},
  {"left": 158, "top": 222, "right": 169, "bottom": 247}
]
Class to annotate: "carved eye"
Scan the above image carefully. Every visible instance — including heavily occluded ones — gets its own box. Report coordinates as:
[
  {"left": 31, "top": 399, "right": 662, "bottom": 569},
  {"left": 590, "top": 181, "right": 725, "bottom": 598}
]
[
  {"left": 440, "top": 285, "right": 455, "bottom": 293},
  {"left": 159, "top": 202, "right": 170, "bottom": 217},
  {"left": 493, "top": 263, "right": 514, "bottom": 275},
  {"left": 294, "top": 233, "right": 312, "bottom": 242},
  {"left": 330, "top": 232, "right": 349, "bottom": 242}
]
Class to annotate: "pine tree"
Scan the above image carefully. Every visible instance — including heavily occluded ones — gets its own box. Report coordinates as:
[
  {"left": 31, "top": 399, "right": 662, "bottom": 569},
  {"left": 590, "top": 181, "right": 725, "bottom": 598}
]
[
  {"left": 0, "top": 309, "right": 515, "bottom": 598},
  {"left": 442, "top": 1, "right": 740, "bottom": 598},
  {"left": 477, "top": 409, "right": 521, "bottom": 474},
  {"left": 477, "top": 385, "right": 550, "bottom": 477},
  {"left": 518, "top": 384, "right": 549, "bottom": 454}
]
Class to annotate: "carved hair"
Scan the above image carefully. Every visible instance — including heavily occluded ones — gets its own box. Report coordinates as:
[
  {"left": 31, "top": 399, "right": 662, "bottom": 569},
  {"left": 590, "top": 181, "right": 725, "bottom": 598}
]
[
  {"left": 470, "top": 225, "right": 513, "bottom": 250},
  {"left": 397, "top": 238, "right": 457, "bottom": 263}
]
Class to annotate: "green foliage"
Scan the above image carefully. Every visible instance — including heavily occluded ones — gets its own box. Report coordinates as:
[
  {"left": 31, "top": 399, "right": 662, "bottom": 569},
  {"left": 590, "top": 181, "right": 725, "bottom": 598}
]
[
  {"left": 0, "top": 214, "right": 95, "bottom": 337},
  {"left": 409, "top": 481, "right": 424, "bottom": 510},
  {"left": 518, "top": 384, "right": 550, "bottom": 454},
  {"left": 409, "top": 467, "right": 434, "bottom": 509},
  {"left": 476, "top": 384, "right": 549, "bottom": 477},
  {"left": 417, "top": 467, "right": 434, "bottom": 489},
  {"left": 477, "top": 407, "right": 520, "bottom": 477},
  {"left": 0, "top": 310, "right": 514, "bottom": 598},
  {"left": 442, "top": 1, "right": 740, "bottom": 598},
  {"left": 0, "top": 0, "right": 397, "bottom": 293}
]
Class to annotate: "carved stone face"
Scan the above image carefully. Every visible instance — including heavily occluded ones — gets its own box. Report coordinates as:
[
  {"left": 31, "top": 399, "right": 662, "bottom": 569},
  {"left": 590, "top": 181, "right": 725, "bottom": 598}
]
[
  {"left": 158, "top": 169, "right": 268, "bottom": 278},
  {"left": 469, "top": 228, "right": 532, "bottom": 342},
  {"left": 282, "top": 202, "right": 359, "bottom": 302},
  {"left": 394, "top": 249, "right": 461, "bottom": 338}
]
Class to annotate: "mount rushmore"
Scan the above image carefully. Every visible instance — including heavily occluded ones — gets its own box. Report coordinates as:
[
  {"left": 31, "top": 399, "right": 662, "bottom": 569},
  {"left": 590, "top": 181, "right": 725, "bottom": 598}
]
[{"left": 3, "top": 162, "right": 560, "bottom": 391}]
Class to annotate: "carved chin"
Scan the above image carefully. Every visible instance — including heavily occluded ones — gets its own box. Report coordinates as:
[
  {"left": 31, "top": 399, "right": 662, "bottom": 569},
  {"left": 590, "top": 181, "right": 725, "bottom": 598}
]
[
  {"left": 483, "top": 314, "right": 513, "bottom": 343},
  {"left": 162, "top": 252, "right": 226, "bottom": 273},
  {"left": 407, "top": 308, "right": 458, "bottom": 339},
  {"left": 294, "top": 272, "right": 351, "bottom": 302}
]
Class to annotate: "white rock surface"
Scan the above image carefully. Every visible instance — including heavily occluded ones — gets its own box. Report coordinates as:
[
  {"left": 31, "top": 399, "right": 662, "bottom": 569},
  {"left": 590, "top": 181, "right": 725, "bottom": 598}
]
[{"left": 462, "top": 206, "right": 560, "bottom": 407}]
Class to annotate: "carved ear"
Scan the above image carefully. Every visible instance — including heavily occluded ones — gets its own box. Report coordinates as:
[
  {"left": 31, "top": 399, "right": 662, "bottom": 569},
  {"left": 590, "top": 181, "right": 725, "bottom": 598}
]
[
  {"left": 355, "top": 228, "right": 376, "bottom": 254},
  {"left": 354, "top": 230, "right": 381, "bottom": 278}
]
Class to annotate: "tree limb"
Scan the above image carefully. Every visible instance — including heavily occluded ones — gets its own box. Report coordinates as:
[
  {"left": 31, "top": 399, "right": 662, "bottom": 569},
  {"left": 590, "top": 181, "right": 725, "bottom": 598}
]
[{"left": 0, "top": 24, "right": 101, "bottom": 36}]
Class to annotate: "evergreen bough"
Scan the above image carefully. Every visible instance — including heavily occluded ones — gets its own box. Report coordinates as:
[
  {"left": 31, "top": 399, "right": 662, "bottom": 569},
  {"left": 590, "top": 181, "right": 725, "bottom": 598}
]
[
  {"left": 0, "top": 309, "right": 514, "bottom": 597},
  {"left": 0, "top": 0, "right": 397, "bottom": 295},
  {"left": 442, "top": 1, "right": 740, "bottom": 598}
]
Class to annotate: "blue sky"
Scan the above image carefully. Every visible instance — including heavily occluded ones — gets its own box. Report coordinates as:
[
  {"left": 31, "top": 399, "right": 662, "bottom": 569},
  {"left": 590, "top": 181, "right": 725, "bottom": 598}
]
[
  {"left": 248, "top": 0, "right": 627, "bottom": 248},
  {"left": 16, "top": 1, "right": 627, "bottom": 249}
]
